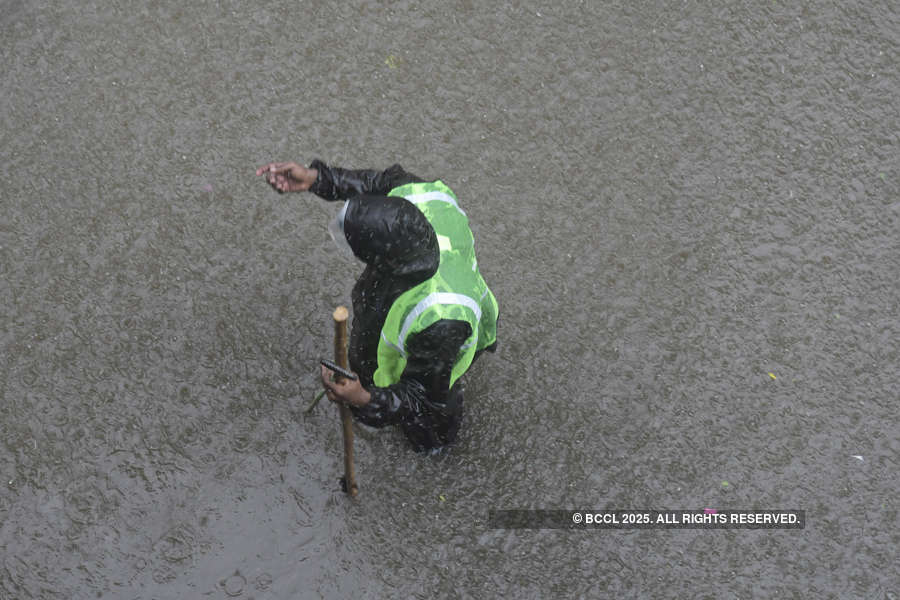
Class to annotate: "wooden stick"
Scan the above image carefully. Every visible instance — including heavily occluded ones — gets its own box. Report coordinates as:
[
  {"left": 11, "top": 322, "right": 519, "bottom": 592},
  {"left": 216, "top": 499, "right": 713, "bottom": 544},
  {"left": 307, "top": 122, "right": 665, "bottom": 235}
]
[{"left": 333, "top": 306, "right": 358, "bottom": 496}]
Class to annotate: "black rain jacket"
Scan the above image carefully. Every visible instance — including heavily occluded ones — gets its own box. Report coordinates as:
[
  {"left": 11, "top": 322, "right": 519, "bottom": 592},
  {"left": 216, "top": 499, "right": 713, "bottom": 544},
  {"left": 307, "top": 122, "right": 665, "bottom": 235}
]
[{"left": 308, "top": 159, "right": 496, "bottom": 452}]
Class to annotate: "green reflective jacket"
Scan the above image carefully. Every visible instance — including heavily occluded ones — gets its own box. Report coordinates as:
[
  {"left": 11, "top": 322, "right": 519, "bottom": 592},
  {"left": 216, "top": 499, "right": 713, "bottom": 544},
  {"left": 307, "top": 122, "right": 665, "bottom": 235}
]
[{"left": 373, "top": 181, "right": 498, "bottom": 389}]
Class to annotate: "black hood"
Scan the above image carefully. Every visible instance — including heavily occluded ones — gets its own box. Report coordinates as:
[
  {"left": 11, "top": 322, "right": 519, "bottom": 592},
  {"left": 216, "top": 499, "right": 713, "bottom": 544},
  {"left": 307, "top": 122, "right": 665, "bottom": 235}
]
[{"left": 343, "top": 194, "right": 439, "bottom": 279}]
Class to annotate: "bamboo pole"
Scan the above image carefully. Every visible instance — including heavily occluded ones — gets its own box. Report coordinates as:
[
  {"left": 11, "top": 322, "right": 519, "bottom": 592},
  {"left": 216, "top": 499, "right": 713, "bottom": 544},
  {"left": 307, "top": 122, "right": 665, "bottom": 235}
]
[{"left": 332, "top": 306, "right": 358, "bottom": 496}]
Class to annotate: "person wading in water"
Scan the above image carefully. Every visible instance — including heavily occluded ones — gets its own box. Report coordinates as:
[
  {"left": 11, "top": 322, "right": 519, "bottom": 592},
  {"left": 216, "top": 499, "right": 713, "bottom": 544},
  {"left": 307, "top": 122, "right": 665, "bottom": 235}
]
[{"left": 257, "top": 158, "right": 499, "bottom": 452}]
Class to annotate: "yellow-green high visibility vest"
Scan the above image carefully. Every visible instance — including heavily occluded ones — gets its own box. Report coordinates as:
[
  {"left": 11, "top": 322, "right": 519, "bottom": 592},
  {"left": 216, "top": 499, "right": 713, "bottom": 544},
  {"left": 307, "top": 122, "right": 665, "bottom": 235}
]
[{"left": 373, "top": 181, "right": 499, "bottom": 389}]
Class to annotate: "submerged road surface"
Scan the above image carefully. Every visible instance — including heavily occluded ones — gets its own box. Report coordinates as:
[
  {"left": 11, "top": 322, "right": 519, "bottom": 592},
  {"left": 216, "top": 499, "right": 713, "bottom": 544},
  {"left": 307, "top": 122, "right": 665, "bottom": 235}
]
[{"left": 2, "top": 2, "right": 898, "bottom": 598}]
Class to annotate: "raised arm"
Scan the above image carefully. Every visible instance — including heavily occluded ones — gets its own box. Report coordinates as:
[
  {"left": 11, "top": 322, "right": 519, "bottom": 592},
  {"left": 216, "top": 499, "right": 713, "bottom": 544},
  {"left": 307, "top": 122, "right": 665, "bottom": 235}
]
[
  {"left": 308, "top": 160, "right": 424, "bottom": 201},
  {"left": 257, "top": 159, "right": 424, "bottom": 200}
]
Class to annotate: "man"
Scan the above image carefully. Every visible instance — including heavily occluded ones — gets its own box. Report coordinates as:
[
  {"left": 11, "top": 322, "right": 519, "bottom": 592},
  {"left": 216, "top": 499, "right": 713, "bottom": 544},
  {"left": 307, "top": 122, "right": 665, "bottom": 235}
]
[{"left": 256, "top": 158, "right": 498, "bottom": 452}]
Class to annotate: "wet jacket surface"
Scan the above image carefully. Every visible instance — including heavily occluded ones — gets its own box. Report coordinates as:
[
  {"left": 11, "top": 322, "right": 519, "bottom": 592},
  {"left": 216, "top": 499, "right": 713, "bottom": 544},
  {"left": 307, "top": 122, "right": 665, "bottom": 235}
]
[{"left": 309, "top": 159, "right": 496, "bottom": 451}]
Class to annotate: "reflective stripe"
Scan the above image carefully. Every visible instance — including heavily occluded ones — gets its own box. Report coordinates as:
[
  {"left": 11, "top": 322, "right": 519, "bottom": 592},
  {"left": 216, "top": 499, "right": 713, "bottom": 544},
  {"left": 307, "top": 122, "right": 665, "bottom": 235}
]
[
  {"left": 459, "top": 338, "right": 476, "bottom": 351},
  {"left": 398, "top": 292, "right": 482, "bottom": 350},
  {"left": 405, "top": 191, "right": 466, "bottom": 216},
  {"left": 436, "top": 233, "right": 452, "bottom": 251},
  {"left": 381, "top": 331, "right": 406, "bottom": 357}
]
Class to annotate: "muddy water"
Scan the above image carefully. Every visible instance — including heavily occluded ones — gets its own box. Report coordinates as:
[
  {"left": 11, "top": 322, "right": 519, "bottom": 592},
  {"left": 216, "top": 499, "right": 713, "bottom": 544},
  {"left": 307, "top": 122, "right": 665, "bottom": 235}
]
[{"left": 2, "top": 1, "right": 898, "bottom": 598}]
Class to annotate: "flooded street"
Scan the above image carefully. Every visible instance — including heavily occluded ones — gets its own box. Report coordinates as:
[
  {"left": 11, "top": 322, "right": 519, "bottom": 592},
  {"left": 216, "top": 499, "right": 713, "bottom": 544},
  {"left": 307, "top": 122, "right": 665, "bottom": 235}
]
[{"left": 2, "top": 1, "right": 898, "bottom": 598}]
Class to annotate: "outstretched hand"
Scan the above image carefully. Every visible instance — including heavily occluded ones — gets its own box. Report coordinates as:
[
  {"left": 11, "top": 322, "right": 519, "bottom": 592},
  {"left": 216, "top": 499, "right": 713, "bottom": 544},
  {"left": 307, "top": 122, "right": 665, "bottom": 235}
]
[{"left": 256, "top": 161, "right": 318, "bottom": 193}]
